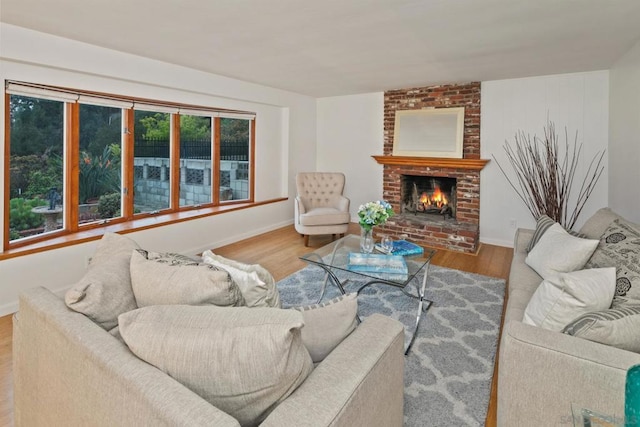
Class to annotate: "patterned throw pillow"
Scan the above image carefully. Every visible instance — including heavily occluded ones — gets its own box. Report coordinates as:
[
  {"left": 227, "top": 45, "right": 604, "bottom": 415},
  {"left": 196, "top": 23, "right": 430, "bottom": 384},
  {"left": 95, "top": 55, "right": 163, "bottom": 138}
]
[
  {"left": 563, "top": 305, "right": 640, "bottom": 353},
  {"left": 585, "top": 219, "right": 640, "bottom": 307},
  {"left": 141, "top": 250, "right": 201, "bottom": 266},
  {"left": 526, "top": 215, "right": 585, "bottom": 252}
]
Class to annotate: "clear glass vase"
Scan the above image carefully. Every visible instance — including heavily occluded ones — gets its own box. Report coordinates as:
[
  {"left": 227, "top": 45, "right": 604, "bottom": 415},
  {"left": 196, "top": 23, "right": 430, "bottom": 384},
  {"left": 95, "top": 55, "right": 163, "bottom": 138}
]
[{"left": 360, "top": 226, "right": 374, "bottom": 254}]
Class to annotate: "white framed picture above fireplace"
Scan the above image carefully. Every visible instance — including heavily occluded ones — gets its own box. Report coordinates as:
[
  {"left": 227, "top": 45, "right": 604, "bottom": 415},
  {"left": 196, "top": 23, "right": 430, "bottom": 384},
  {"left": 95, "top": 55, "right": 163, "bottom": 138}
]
[{"left": 392, "top": 107, "right": 464, "bottom": 158}]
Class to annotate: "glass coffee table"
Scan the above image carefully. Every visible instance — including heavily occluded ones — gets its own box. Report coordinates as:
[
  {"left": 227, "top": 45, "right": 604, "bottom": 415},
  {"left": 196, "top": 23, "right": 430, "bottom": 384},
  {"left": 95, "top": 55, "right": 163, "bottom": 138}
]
[{"left": 300, "top": 234, "right": 436, "bottom": 354}]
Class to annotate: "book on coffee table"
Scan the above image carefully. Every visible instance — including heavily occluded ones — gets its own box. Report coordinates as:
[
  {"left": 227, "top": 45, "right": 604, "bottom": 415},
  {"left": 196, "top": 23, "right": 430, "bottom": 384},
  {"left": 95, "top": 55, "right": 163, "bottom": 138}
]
[
  {"left": 347, "top": 253, "right": 409, "bottom": 281},
  {"left": 375, "top": 240, "right": 424, "bottom": 256}
]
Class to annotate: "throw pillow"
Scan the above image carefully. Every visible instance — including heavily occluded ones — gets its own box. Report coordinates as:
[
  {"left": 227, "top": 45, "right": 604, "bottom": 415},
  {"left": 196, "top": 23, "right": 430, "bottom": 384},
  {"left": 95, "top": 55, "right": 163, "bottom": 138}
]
[
  {"left": 526, "top": 215, "right": 585, "bottom": 252},
  {"left": 525, "top": 223, "right": 599, "bottom": 280},
  {"left": 201, "top": 250, "right": 281, "bottom": 308},
  {"left": 292, "top": 293, "right": 358, "bottom": 363},
  {"left": 523, "top": 267, "right": 616, "bottom": 331},
  {"left": 585, "top": 219, "right": 640, "bottom": 308},
  {"left": 563, "top": 305, "right": 640, "bottom": 353},
  {"left": 118, "top": 305, "right": 314, "bottom": 426},
  {"left": 130, "top": 250, "right": 244, "bottom": 308},
  {"left": 65, "top": 232, "right": 140, "bottom": 330}
]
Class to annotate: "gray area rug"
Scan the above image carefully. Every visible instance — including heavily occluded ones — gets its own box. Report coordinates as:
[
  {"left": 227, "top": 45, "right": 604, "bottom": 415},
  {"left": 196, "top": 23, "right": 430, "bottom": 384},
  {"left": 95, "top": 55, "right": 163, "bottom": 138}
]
[{"left": 276, "top": 263, "right": 506, "bottom": 426}]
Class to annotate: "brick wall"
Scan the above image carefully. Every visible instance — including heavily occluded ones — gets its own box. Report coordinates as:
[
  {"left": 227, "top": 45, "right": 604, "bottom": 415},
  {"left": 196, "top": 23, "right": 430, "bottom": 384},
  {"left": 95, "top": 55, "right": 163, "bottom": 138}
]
[
  {"left": 384, "top": 82, "right": 481, "bottom": 158},
  {"left": 378, "top": 82, "right": 482, "bottom": 253}
]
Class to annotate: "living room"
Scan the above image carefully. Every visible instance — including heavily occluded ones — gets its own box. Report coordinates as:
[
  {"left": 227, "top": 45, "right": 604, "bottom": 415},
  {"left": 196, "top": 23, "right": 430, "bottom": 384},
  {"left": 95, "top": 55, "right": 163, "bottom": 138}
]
[
  {"left": 1, "top": 1, "right": 639, "bottom": 316},
  {"left": 1, "top": 1, "right": 640, "bottom": 426}
]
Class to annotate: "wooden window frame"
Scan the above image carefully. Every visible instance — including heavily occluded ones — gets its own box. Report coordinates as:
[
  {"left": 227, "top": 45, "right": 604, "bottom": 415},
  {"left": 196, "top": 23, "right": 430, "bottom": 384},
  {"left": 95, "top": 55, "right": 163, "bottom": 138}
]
[{"left": 3, "top": 83, "right": 257, "bottom": 253}]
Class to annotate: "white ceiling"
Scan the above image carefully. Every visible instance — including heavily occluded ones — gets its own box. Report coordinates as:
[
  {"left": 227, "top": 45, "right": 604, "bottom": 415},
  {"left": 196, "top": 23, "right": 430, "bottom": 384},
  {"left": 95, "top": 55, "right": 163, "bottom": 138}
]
[{"left": 1, "top": 0, "right": 640, "bottom": 97}]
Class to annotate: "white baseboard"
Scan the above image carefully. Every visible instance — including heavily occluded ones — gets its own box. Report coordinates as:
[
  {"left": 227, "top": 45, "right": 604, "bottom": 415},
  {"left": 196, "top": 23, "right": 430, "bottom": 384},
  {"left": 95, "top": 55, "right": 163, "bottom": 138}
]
[
  {"left": 184, "top": 219, "right": 295, "bottom": 256},
  {"left": 0, "top": 301, "right": 18, "bottom": 317},
  {"left": 479, "top": 236, "right": 514, "bottom": 248}
]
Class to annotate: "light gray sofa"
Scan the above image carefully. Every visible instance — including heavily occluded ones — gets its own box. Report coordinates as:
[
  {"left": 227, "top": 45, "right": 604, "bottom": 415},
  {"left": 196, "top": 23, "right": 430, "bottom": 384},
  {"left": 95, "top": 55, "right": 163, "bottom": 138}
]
[
  {"left": 13, "top": 287, "right": 405, "bottom": 427},
  {"left": 498, "top": 208, "right": 640, "bottom": 425}
]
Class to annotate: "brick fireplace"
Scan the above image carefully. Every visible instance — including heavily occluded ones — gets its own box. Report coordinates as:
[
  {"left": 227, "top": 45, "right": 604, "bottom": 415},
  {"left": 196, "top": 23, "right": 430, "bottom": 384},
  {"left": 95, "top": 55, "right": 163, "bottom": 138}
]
[{"left": 375, "top": 82, "right": 488, "bottom": 253}]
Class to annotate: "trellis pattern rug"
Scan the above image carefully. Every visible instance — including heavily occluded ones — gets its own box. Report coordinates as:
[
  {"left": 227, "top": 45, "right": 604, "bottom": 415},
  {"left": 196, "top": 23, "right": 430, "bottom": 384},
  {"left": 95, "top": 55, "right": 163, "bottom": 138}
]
[{"left": 276, "top": 263, "right": 506, "bottom": 426}]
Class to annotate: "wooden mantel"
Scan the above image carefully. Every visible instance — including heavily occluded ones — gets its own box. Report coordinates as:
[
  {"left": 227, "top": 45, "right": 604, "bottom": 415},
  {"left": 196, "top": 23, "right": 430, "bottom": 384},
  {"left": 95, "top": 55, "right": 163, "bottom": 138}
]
[{"left": 372, "top": 155, "right": 490, "bottom": 171}]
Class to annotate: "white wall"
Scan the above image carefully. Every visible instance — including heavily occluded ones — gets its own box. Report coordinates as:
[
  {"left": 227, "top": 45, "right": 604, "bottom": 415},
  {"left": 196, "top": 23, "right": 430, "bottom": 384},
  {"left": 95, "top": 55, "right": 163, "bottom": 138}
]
[
  {"left": 480, "top": 71, "right": 610, "bottom": 247},
  {"left": 0, "top": 24, "right": 317, "bottom": 315},
  {"left": 316, "top": 73, "right": 610, "bottom": 247},
  {"left": 609, "top": 39, "right": 640, "bottom": 223},
  {"left": 316, "top": 93, "right": 384, "bottom": 221}
]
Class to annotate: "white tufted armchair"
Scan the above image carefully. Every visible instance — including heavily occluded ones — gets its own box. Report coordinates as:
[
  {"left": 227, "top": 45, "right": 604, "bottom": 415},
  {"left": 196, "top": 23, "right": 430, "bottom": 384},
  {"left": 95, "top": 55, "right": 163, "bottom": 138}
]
[{"left": 294, "top": 172, "right": 351, "bottom": 246}]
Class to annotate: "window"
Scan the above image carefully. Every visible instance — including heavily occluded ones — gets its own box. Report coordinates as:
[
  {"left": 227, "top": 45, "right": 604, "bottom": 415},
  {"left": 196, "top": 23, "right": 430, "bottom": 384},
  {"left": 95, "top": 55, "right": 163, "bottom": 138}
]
[
  {"left": 219, "top": 117, "right": 251, "bottom": 201},
  {"left": 7, "top": 94, "right": 65, "bottom": 241},
  {"left": 78, "top": 103, "right": 123, "bottom": 223},
  {"left": 4, "top": 81, "right": 256, "bottom": 249},
  {"left": 179, "top": 114, "right": 212, "bottom": 207},
  {"left": 133, "top": 110, "right": 171, "bottom": 213}
]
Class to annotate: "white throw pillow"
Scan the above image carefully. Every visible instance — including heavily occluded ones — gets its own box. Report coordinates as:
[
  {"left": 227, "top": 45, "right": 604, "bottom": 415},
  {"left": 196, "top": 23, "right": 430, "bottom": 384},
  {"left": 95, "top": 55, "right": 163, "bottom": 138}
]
[
  {"left": 118, "top": 305, "right": 313, "bottom": 426},
  {"left": 525, "top": 223, "right": 599, "bottom": 280},
  {"left": 523, "top": 268, "right": 616, "bottom": 331},
  {"left": 201, "top": 250, "right": 281, "bottom": 308}
]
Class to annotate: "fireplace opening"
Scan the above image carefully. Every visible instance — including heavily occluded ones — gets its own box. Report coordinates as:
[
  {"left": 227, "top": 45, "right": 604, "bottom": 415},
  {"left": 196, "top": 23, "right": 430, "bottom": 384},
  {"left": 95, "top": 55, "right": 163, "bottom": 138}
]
[{"left": 401, "top": 175, "right": 457, "bottom": 220}]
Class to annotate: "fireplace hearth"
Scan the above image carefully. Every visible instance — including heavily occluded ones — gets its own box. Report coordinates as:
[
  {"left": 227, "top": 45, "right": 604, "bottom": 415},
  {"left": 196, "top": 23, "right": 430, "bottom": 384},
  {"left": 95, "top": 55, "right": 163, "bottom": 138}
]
[{"left": 373, "top": 156, "right": 488, "bottom": 253}]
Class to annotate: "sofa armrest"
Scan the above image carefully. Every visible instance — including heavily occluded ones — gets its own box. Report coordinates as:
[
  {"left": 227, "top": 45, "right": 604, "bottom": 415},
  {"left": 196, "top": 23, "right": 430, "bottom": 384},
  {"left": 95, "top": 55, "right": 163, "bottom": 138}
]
[
  {"left": 497, "top": 320, "right": 640, "bottom": 426},
  {"left": 261, "top": 314, "right": 404, "bottom": 427},
  {"left": 513, "top": 228, "right": 534, "bottom": 254},
  {"left": 14, "top": 287, "right": 239, "bottom": 427}
]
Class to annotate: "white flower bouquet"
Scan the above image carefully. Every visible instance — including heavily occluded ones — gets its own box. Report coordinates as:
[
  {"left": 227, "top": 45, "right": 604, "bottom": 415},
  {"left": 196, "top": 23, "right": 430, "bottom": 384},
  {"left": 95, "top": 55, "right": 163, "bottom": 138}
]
[{"left": 357, "top": 200, "right": 394, "bottom": 231}]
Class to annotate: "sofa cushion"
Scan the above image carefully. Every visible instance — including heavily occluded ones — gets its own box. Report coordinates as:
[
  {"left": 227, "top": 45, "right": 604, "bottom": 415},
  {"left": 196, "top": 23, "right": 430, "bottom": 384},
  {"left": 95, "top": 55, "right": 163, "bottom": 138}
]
[
  {"left": 526, "top": 215, "right": 585, "bottom": 252},
  {"left": 525, "top": 223, "right": 599, "bottom": 280},
  {"left": 578, "top": 207, "right": 627, "bottom": 240},
  {"left": 563, "top": 305, "right": 640, "bottom": 353},
  {"left": 201, "top": 250, "right": 281, "bottom": 308},
  {"left": 523, "top": 267, "right": 616, "bottom": 331},
  {"left": 130, "top": 250, "right": 244, "bottom": 308},
  {"left": 64, "top": 232, "right": 140, "bottom": 330},
  {"left": 585, "top": 219, "right": 640, "bottom": 308},
  {"left": 299, "top": 207, "right": 351, "bottom": 226},
  {"left": 118, "top": 305, "right": 314, "bottom": 426},
  {"left": 293, "top": 293, "right": 358, "bottom": 363}
]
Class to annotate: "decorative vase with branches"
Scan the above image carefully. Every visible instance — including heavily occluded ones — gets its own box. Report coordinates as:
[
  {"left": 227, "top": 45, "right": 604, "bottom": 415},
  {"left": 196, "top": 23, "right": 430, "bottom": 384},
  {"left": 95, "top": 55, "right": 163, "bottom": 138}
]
[{"left": 493, "top": 121, "right": 605, "bottom": 230}]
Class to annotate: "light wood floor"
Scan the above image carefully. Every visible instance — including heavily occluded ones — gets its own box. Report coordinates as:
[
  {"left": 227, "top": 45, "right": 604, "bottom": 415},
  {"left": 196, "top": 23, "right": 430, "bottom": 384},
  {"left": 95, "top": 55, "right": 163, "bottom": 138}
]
[{"left": 0, "top": 223, "right": 512, "bottom": 426}]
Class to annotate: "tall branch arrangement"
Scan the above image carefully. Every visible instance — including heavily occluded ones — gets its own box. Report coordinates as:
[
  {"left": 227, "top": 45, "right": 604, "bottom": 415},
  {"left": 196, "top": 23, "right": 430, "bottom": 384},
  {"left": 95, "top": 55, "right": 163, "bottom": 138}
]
[{"left": 493, "top": 121, "right": 605, "bottom": 230}]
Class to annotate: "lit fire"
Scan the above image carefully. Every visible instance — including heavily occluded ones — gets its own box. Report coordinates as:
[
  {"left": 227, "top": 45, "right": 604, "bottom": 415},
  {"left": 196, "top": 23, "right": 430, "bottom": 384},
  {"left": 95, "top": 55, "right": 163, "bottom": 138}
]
[{"left": 418, "top": 186, "right": 448, "bottom": 210}]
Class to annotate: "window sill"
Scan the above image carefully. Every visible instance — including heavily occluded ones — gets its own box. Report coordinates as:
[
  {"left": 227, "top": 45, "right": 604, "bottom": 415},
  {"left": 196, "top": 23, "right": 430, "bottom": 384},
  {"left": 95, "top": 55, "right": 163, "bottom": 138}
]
[{"left": 0, "top": 198, "right": 287, "bottom": 261}]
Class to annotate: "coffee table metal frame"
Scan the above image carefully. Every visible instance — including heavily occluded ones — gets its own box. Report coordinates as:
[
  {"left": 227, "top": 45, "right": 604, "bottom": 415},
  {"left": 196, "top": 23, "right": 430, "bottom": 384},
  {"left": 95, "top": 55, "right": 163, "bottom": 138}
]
[{"left": 300, "top": 234, "right": 436, "bottom": 355}]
